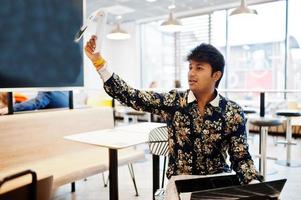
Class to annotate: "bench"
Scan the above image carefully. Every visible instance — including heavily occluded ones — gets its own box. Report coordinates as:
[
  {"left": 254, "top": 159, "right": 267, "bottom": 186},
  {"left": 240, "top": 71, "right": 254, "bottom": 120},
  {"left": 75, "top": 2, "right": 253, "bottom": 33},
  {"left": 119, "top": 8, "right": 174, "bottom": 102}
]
[{"left": 0, "top": 107, "right": 145, "bottom": 195}]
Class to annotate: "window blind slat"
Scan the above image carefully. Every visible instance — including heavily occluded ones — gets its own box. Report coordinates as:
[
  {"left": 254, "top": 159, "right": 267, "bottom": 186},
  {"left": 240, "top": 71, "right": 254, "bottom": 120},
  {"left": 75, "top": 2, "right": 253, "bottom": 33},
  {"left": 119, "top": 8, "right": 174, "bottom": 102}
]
[{"left": 176, "top": 14, "right": 212, "bottom": 85}]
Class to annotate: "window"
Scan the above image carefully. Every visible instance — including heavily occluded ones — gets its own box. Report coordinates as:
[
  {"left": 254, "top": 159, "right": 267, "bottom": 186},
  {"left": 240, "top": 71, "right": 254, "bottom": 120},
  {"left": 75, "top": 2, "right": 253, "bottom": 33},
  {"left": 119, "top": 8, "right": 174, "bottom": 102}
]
[
  {"left": 288, "top": 0, "right": 301, "bottom": 90},
  {"left": 227, "top": 1, "right": 286, "bottom": 91},
  {"left": 139, "top": 0, "right": 300, "bottom": 104},
  {"left": 140, "top": 14, "right": 215, "bottom": 89},
  {"left": 140, "top": 22, "right": 175, "bottom": 89},
  {"left": 176, "top": 14, "right": 211, "bottom": 89}
]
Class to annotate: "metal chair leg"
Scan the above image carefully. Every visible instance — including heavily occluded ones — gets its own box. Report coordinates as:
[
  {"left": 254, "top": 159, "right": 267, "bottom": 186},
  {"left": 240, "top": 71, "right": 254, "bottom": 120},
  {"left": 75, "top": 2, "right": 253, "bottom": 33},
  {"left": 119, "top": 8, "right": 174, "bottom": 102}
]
[
  {"left": 101, "top": 164, "right": 139, "bottom": 196},
  {"left": 71, "top": 182, "right": 75, "bottom": 192},
  {"left": 128, "top": 163, "right": 139, "bottom": 196},
  {"left": 102, "top": 172, "right": 108, "bottom": 187},
  {"left": 161, "top": 156, "right": 167, "bottom": 188}
]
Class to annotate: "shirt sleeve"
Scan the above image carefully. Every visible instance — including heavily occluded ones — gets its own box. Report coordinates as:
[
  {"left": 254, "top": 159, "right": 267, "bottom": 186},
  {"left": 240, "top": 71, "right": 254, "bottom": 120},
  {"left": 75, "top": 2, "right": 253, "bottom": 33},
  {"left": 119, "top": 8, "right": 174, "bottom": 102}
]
[
  {"left": 101, "top": 73, "right": 179, "bottom": 117},
  {"left": 13, "top": 92, "right": 50, "bottom": 112},
  {"left": 97, "top": 64, "right": 113, "bottom": 82},
  {"left": 226, "top": 104, "right": 259, "bottom": 184}
]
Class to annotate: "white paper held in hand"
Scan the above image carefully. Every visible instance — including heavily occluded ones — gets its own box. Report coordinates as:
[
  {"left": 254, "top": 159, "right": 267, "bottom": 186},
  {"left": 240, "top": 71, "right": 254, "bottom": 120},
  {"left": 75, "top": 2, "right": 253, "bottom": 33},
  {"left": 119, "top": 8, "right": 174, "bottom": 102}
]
[
  {"left": 74, "top": 9, "right": 107, "bottom": 53},
  {"left": 94, "top": 10, "right": 107, "bottom": 53}
]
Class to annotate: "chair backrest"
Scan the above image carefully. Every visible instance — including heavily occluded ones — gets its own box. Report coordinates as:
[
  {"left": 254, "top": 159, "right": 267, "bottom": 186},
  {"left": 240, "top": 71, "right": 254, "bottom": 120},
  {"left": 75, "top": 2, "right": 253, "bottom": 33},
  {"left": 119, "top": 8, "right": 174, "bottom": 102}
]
[
  {"left": 149, "top": 126, "right": 169, "bottom": 156},
  {"left": 0, "top": 170, "right": 53, "bottom": 200}
]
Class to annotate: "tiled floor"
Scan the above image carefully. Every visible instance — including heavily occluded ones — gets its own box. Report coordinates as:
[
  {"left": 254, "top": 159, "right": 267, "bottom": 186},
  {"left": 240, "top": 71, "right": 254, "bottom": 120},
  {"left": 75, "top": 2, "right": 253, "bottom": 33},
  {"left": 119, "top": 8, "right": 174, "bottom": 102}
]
[{"left": 52, "top": 132, "right": 301, "bottom": 200}]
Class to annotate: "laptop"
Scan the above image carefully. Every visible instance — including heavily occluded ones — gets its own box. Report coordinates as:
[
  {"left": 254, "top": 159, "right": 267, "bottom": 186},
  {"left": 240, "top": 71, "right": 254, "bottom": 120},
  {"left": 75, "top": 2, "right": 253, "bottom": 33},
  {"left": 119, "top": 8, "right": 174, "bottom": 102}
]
[{"left": 175, "top": 175, "right": 286, "bottom": 200}]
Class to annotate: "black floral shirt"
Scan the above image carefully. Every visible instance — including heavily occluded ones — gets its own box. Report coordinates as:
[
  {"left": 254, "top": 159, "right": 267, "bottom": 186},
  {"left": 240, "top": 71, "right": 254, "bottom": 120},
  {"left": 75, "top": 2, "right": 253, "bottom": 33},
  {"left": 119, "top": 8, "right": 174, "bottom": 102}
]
[{"left": 104, "top": 73, "right": 258, "bottom": 184}]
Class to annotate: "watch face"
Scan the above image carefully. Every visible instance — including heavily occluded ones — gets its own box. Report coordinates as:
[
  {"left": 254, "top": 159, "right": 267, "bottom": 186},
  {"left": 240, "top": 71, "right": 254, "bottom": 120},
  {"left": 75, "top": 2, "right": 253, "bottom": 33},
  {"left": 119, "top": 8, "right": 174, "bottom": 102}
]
[{"left": 74, "top": 25, "right": 87, "bottom": 42}]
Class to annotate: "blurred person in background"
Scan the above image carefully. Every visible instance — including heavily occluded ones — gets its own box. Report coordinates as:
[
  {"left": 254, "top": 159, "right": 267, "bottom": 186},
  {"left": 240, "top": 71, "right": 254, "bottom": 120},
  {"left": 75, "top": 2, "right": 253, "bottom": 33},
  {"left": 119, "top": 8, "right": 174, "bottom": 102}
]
[{"left": 0, "top": 91, "right": 69, "bottom": 115}]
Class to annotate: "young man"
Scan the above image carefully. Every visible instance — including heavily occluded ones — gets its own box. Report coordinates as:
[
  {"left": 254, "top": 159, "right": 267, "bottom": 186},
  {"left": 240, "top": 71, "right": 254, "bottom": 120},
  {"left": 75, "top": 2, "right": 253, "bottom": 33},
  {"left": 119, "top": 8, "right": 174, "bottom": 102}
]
[{"left": 85, "top": 35, "right": 259, "bottom": 195}]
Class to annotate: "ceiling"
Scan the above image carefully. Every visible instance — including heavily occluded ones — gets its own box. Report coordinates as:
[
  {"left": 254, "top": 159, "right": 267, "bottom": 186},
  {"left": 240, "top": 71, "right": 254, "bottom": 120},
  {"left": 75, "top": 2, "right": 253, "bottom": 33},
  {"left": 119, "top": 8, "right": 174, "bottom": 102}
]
[{"left": 86, "top": 0, "right": 278, "bottom": 24}]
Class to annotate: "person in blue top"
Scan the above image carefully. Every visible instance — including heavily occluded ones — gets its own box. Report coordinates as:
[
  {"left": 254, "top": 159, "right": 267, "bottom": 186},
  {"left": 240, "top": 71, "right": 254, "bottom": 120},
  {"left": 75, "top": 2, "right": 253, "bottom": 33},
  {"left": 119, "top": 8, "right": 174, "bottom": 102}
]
[{"left": 0, "top": 91, "right": 69, "bottom": 115}]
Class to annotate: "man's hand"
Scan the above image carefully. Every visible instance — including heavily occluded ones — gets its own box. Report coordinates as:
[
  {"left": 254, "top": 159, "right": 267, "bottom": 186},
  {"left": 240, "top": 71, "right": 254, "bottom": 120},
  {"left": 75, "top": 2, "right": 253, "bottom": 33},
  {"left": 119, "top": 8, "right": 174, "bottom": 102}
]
[
  {"left": 84, "top": 35, "right": 106, "bottom": 70},
  {"left": 0, "top": 107, "right": 8, "bottom": 115}
]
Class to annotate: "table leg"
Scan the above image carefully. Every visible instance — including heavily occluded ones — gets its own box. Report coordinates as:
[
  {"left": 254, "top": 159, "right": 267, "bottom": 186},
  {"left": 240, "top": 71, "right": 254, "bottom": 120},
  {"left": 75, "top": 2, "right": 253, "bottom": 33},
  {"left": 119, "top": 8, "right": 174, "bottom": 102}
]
[
  {"left": 259, "top": 127, "right": 262, "bottom": 173},
  {"left": 260, "top": 127, "right": 268, "bottom": 178},
  {"left": 153, "top": 154, "right": 160, "bottom": 200},
  {"left": 286, "top": 118, "right": 292, "bottom": 166},
  {"left": 109, "top": 149, "right": 118, "bottom": 200}
]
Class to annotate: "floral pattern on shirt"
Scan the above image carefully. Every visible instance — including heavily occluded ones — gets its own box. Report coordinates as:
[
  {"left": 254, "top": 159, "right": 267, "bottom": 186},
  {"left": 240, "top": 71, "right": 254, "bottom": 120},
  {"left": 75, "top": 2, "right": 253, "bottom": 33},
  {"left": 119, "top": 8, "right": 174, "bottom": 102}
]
[{"left": 104, "top": 73, "right": 259, "bottom": 184}]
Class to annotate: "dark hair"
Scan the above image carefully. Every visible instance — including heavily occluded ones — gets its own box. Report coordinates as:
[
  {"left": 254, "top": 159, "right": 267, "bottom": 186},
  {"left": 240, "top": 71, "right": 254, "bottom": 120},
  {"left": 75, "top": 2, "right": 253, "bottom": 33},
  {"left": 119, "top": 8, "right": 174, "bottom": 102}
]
[{"left": 187, "top": 43, "right": 225, "bottom": 88}]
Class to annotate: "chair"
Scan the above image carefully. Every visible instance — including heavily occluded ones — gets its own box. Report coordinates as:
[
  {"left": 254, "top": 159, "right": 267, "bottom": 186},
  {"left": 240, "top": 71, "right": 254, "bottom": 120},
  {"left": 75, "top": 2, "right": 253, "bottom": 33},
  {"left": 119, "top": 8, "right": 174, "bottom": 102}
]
[
  {"left": 0, "top": 170, "right": 53, "bottom": 200},
  {"left": 249, "top": 117, "right": 283, "bottom": 179},
  {"left": 149, "top": 126, "right": 169, "bottom": 188},
  {"left": 276, "top": 110, "right": 301, "bottom": 167},
  {"left": 124, "top": 110, "right": 148, "bottom": 123}
]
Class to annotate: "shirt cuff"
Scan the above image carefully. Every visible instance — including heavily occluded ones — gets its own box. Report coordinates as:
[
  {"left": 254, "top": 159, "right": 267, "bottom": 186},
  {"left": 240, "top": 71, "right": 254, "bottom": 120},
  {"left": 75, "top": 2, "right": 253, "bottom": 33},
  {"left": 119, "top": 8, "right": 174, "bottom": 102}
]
[{"left": 97, "top": 64, "right": 113, "bottom": 82}]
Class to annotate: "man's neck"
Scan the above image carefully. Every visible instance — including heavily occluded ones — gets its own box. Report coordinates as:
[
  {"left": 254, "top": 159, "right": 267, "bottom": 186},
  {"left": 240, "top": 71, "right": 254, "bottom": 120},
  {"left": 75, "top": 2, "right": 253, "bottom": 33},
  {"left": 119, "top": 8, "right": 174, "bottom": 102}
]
[{"left": 194, "top": 89, "right": 216, "bottom": 108}]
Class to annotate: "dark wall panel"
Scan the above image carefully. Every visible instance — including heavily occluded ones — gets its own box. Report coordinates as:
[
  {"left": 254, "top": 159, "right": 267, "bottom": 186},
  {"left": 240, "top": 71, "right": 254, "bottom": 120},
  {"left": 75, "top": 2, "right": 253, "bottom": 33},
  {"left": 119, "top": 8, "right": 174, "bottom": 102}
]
[{"left": 0, "top": 0, "right": 83, "bottom": 88}]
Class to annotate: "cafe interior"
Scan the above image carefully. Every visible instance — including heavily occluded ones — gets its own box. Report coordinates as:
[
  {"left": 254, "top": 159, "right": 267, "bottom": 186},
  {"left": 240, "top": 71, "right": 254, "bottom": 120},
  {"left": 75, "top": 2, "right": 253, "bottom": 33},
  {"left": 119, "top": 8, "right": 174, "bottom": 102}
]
[{"left": 0, "top": 0, "right": 301, "bottom": 199}]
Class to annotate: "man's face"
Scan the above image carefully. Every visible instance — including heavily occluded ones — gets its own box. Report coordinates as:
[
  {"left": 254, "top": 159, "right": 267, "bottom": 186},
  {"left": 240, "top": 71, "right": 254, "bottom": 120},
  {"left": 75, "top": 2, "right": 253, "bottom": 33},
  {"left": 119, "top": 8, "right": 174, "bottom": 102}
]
[{"left": 188, "top": 60, "right": 219, "bottom": 93}]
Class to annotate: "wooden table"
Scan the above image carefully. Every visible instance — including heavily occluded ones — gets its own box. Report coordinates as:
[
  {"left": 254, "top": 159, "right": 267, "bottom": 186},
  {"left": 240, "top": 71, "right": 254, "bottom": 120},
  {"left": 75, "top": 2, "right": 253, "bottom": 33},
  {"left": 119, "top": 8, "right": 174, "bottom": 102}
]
[{"left": 64, "top": 122, "right": 165, "bottom": 200}]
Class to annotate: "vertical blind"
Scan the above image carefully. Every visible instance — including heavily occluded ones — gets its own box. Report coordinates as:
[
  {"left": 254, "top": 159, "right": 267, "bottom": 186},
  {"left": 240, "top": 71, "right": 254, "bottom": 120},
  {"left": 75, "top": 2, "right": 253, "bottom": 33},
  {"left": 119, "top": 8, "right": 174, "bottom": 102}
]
[{"left": 175, "top": 14, "right": 212, "bottom": 88}]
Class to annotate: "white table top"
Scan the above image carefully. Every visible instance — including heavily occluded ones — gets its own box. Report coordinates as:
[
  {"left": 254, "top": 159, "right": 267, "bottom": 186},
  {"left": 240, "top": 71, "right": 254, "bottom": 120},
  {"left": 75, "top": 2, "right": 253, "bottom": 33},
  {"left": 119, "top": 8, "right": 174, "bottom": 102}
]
[
  {"left": 115, "top": 122, "right": 165, "bottom": 133},
  {"left": 64, "top": 122, "right": 165, "bottom": 149}
]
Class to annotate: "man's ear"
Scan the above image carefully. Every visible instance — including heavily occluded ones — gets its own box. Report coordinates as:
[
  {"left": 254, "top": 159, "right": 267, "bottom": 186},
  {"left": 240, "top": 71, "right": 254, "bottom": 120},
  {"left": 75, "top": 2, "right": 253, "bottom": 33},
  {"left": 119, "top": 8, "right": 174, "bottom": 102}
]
[{"left": 212, "top": 71, "right": 222, "bottom": 82}]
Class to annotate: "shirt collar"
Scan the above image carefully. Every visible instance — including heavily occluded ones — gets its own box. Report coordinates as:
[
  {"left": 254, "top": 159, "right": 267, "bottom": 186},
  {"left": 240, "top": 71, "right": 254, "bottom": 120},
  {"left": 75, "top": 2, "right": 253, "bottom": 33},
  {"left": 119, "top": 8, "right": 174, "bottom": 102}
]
[{"left": 187, "top": 90, "right": 220, "bottom": 107}]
